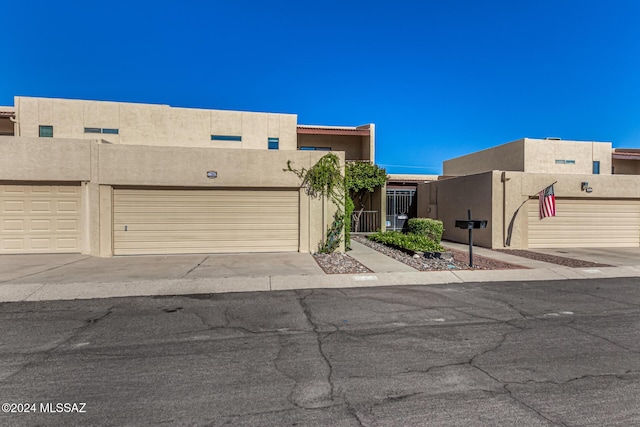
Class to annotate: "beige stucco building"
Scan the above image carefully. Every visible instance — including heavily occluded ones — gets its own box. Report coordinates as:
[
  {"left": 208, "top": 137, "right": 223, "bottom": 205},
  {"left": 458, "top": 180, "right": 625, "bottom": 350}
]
[
  {"left": 0, "top": 96, "right": 378, "bottom": 256},
  {"left": 419, "top": 138, "right": 640, "bottom": 249}
]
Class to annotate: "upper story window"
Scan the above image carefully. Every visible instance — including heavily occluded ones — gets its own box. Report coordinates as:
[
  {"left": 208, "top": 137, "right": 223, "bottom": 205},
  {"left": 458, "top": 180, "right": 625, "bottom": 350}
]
[
  {"left": 555, "top": 159, "right": 575, "bottom": 164},
  {"left": 593, "top": 161, "right": 600, "bottom": 174},
  {"left": 39, "top": 125, "right": 53, "bottom": 138},
  {"left": 211, "top": 135, "right": 241, "bottom": 141},
  {"left": 299, "top": 146, "right": 331, "bottom": 151},
  {"left": 268, "top": 137, "right": 279, "bottom": 150},
  {"left": 84, "top": 127, "right": 119, "bottom": 134}
]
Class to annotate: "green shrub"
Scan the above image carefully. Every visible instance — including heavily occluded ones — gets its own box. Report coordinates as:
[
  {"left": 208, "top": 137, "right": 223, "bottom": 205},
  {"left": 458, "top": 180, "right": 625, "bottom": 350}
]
[
  {"left": 407, "top": 218, "right": 444, "bottom": 243},
  {"left": 367, "top": 231, "right": 444, "bottom": 252}
]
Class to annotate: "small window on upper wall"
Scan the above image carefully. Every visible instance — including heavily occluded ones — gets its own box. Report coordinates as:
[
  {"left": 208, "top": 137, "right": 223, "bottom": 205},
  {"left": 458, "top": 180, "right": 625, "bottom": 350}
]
[
  {"left": 85, "top": 127, "right": 119, "bottom": 134},
  {"left": 39, "top": 125, "right": 53, "bottom": 138},
  {"left": 593, "top": 161, "right": 600, "bottom": 174},
  {"left": 268, "top": 137, "right": 279, "bottom": 150},
  {"left": 299, "top": 146, "right": 331, "bottom": 151},
  {"left": 211, "top": 135, "right": 242, "bottom": 141}
]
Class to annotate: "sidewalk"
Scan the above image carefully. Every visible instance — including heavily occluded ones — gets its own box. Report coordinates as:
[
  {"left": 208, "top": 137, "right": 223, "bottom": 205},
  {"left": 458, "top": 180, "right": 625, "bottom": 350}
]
[{"left": 1, "top": 244, "right": 639, "bottom": 303}]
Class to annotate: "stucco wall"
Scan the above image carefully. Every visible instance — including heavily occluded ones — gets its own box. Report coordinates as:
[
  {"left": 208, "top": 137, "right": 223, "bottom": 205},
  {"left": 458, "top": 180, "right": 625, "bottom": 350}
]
[
  {"left": 297, "top": 134, "right": 367, "bottom": 161},
  {"left": 0, "top": 136, "right": 343, "bottom": 256},
  {"left": 417, "top": 172, "right": 494, "bottom": 247},
  {"left": 443, "top": 139, "right": 525, "bottom": 176},
  {"left": 0, "top": 117, "right": 13, "bottom": 135},
  {"left": 523, "top": 139, "right": 612, "bottom": 175},
  {"left": 443, "top": 138, "right": 613, "bottom": 177},
  {"left": 14, "top": 97, "right": 298, "bottom": 151},
  {"left": 613, "top": 159, "right": 640, "bottom": 175},
  {"left": 97, "top": 144, "right": 322, "bottom": 187},
  {"left": 495, "top": 171, "right": 640, "bottom": 249},
  {"left": 0, "top": 136, "right": 92, "bottom": 182}
]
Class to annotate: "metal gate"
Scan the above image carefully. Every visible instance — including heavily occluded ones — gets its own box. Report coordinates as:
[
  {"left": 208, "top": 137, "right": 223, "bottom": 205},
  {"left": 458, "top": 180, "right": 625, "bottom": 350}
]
[{"left": 386, "top": 188, "right": 416, "bottom": 231}]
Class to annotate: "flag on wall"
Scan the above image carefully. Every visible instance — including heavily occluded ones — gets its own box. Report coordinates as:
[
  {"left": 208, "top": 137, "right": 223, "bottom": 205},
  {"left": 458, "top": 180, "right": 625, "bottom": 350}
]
[{"left": 539, "top": 184, "right": 556, "bottom": 219}]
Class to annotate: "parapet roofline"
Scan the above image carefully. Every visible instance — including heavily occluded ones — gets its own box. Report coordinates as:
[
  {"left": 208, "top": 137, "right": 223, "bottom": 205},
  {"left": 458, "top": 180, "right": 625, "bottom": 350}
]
[
  {"left": 0, "top": 107, "right": 15, "bottom": 118},
  {"left": 297, "top": 124, "right": 371, "bottom": 136},
  {"left": 613, "top": 148, "right": 640, "bottom": 160}
]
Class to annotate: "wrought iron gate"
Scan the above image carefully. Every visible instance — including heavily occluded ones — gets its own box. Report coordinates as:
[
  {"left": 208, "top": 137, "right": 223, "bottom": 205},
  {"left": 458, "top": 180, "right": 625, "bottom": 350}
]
[{"left": 386, "top": 188, "right": 416, "bottom": 231}]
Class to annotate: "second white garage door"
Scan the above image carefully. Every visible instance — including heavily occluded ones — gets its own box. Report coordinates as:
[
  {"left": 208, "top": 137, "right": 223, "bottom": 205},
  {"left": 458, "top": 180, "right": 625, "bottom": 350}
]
[
  {"left": 527, "top": 198, "right": 640, "bottom": 248},
  {"left": 113, "top": 189, "right": 299, "bottom": 255}
]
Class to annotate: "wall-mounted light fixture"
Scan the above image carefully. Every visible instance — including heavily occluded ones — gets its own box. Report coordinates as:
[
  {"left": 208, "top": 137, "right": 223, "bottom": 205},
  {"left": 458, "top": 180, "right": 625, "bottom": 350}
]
[
  {"left": 581, "top": 182, "right": 593, "bottom": 193},
  {"left": 207, "top": 171, "right": 218, "bottom": 179}
]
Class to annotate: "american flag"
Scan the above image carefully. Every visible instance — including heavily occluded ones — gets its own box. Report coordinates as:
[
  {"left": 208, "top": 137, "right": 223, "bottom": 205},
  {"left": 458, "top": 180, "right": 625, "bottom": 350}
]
[{"left": 539, "top": 184, "right": 556, "bottom": 219}]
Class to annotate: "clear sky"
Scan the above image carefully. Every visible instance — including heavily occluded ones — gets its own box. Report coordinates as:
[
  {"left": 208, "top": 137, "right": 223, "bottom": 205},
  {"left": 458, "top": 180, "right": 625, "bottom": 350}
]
[{"left": 3, "top": 1, "right": 639, "bottom": 174}]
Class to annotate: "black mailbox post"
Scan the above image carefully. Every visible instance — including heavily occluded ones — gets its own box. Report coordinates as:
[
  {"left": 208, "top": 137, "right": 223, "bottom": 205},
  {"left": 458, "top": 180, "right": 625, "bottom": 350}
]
[{"left": 455, "top": 209, "right": 488, "bottom": 267}]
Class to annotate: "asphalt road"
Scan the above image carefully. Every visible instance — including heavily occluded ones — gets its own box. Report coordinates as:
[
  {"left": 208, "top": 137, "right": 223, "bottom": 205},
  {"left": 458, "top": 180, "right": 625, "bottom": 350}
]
[{"left": 0, "top": 277, "right": 639, "bottom": 426}]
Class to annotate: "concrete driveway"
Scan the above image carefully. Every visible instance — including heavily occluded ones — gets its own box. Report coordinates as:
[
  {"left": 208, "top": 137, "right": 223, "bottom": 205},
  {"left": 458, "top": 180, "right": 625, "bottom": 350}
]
[
  {"left": 529, "top": 247, "right": 640, "bottom": 267},
  {"left": 0, "top": 252, "right": 324, "bottom": 284}
]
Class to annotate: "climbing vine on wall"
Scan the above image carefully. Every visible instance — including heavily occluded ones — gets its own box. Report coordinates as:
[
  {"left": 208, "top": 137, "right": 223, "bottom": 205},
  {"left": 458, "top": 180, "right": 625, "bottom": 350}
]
[
  {"left": 285, "top": 153, "right": 344, "bottom": 207},
  {"left": 285, "top": 153, "right": 345, "bottom": 253}
]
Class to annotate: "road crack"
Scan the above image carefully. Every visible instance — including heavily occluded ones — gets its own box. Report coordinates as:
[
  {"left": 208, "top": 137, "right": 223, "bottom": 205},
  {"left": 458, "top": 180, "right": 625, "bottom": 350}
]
[{"left": 297, "top": 290, "right": 336, "bottom": 406}]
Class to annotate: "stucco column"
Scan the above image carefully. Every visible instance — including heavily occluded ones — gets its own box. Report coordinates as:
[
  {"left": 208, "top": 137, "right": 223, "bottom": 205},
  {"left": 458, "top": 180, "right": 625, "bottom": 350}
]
[{"left": 99, "top": 185, "right": 114, "bottom": 256}]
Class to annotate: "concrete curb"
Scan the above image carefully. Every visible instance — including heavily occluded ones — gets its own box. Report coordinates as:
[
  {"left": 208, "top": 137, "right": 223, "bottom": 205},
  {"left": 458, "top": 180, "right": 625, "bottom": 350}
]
[{"left": 2, "top": 264, "right": 638, "bottom": 303}]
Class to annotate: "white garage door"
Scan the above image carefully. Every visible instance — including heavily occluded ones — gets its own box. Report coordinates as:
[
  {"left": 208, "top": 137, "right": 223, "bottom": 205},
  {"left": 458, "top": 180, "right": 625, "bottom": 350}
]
[
  {"left": 113, "top": 189, "right": 299, "bottom": 255},
  {"left": 528, "top": 199, "right": 640, "bottom": 248},
  {"left": 0, "top": 185, "right": 82, "bottom": 254}
]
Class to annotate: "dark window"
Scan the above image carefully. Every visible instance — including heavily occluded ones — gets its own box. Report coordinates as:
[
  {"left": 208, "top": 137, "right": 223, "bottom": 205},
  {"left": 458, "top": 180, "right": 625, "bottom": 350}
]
[
  {"left": 593, "top": 161, "right": 600, "bottom": 174},
  {"left": 268, "top": 137, "right": 279, "bottom": 150},
  {"left": 39, "top": 125, "right": 53, "bottom": 138},
  {"left": 85, "top": 127, "right": 119, "bottom": 134},
  {"left": 211, "top": 135, "right": 242, "bottom": 141},
  {"left": 299, "top": 146, "right": 331, "bottom": 151}
]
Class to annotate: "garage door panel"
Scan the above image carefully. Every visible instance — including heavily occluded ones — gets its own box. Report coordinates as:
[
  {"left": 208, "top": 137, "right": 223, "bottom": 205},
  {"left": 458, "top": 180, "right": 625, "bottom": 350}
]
[
  {"left": 528, "top": 199, "right": 640, "bottom": 248},
  {"left": 113, "top": 189, "right": 299, "bottom": 255},
  {"left": 30, "top": 219, "right": 52, "bottom": 232},
  {"left": 3, "top": 201, "right": 25, "bottom": 213},
  {"left": 2, "top": 239, "right": 24, "bottom": 250},
  {"left": 0, "top": 185, "right": 82, "bottom": 254}
]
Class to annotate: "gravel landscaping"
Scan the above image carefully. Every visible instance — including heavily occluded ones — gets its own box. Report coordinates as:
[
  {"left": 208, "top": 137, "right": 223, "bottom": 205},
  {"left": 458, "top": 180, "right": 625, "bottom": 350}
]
[
  {"left": 313, "top": 252, "right": 372, "bottom": 274},
  {"left": 313, "top": 235, "right": 525, "bottom": 274},
  {"left": 352, "top": 235, "right": 524, "bottom": 271},
  {"left": 495, "top": 249, "right": 613, "bottom": 268}
]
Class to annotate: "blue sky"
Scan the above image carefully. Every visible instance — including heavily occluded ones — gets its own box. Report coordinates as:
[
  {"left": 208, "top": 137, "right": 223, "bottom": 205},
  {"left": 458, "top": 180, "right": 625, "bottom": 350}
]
[{"left": 3, "top": 1, "right": 640, "bottom": 174}]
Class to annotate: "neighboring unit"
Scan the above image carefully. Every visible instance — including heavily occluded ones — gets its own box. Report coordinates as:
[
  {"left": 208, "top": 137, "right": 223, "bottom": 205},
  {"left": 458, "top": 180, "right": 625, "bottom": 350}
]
[
  {"left": 0, "top": 97, "right": 379, "bottom": 256},
  {"left": 419, "top": 138, "right": 640, "bottom": 249}
]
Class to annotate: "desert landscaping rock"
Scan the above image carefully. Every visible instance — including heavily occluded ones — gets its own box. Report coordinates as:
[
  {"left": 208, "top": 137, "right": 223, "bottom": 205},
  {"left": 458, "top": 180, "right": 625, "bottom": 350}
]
[
  {"left": 496, "top": 249, "right": 613, "bottom": 268},
  {"left": 313, "top": 252, "right": 372, "bottom": 274},
  {"left": 352, "top": 235, "right": 524, "bottom": 271}
]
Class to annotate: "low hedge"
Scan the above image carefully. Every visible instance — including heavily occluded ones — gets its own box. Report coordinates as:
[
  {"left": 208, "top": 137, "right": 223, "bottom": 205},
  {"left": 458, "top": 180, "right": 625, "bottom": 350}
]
[
  {"left": 407, "top": 218, "right": 444, "bottom": 243},
  {"left": 367, "top": 231, "right": 444, "bottom": 253}
]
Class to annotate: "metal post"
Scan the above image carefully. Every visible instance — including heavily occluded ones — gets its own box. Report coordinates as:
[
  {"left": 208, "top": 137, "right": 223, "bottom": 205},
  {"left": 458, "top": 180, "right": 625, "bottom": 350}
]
[{"left": 468, "top": 209, "right": 473, "bottom": 267}]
